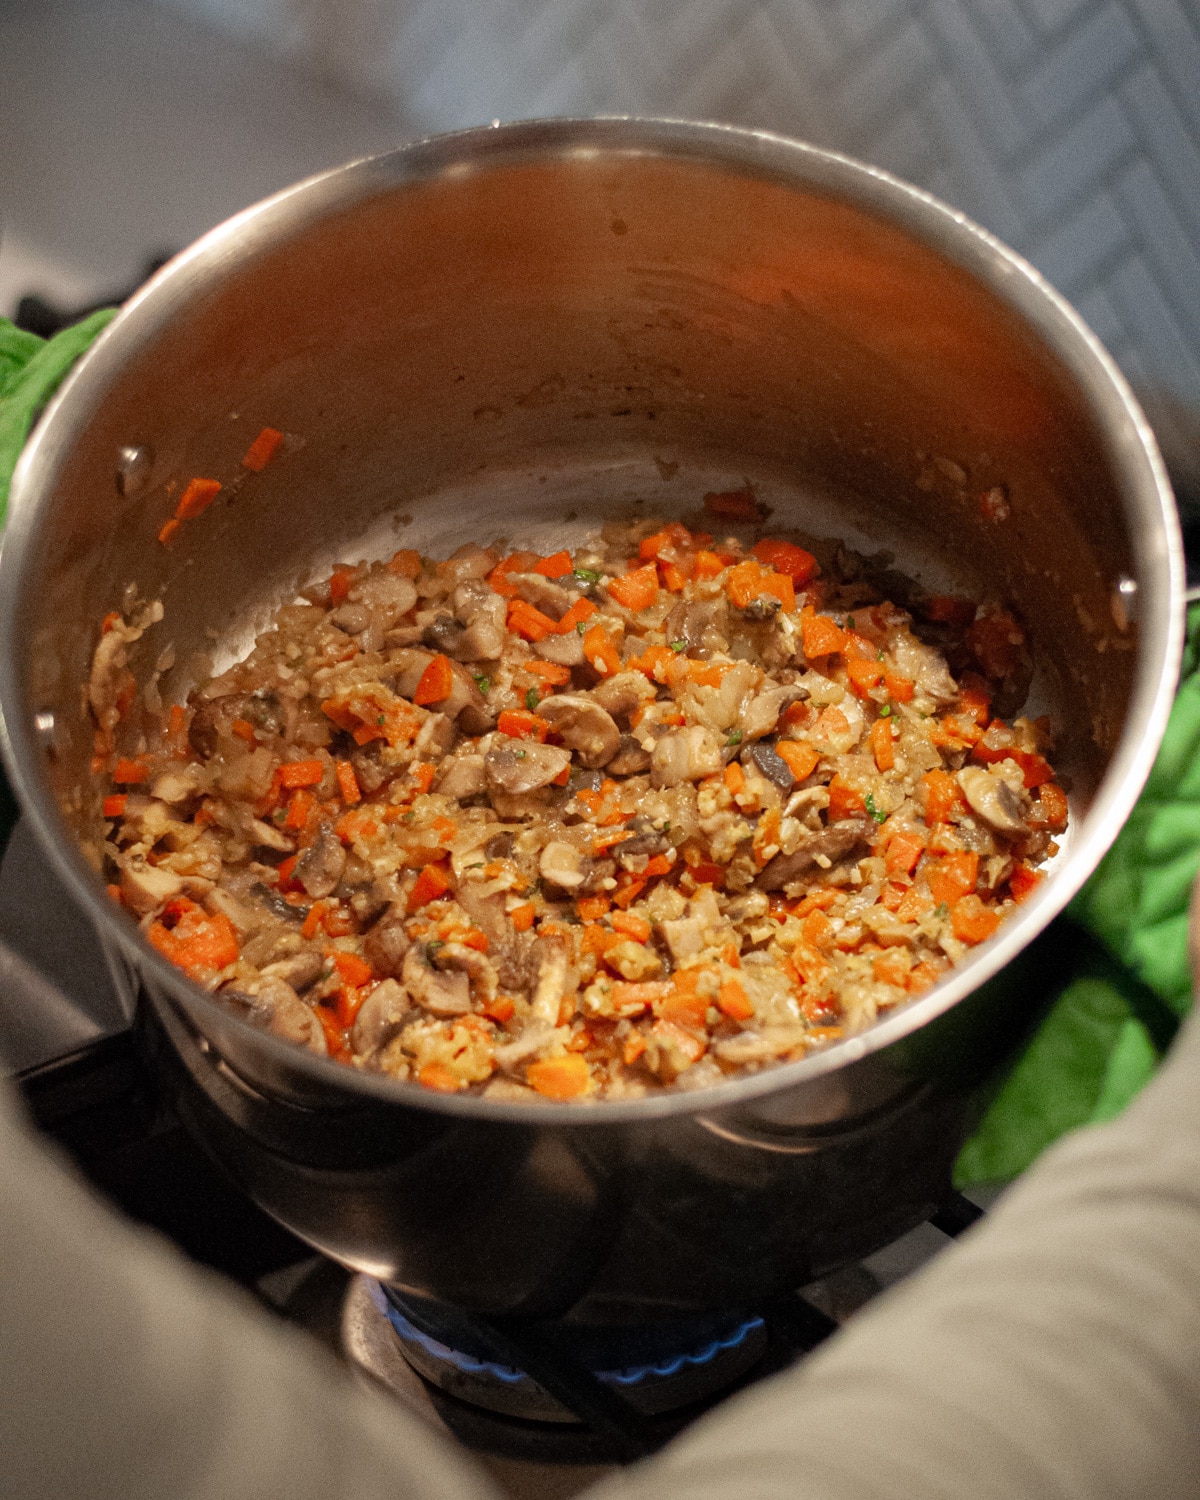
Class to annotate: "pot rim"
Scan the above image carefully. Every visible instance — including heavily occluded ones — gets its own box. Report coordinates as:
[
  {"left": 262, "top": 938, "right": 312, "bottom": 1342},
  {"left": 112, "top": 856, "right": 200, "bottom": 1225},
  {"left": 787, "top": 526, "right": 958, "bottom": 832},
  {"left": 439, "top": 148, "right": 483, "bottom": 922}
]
[{"left": 0, "top": 115, "right": 1184, "bottom": 1127}]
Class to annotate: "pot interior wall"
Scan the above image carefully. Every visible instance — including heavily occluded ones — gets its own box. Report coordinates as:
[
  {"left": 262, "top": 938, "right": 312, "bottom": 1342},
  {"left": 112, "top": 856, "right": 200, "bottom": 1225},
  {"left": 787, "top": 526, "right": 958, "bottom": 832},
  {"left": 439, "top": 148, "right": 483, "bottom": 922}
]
[{"left": 18, "top": 144, "right": 1135, "bottom": 884}]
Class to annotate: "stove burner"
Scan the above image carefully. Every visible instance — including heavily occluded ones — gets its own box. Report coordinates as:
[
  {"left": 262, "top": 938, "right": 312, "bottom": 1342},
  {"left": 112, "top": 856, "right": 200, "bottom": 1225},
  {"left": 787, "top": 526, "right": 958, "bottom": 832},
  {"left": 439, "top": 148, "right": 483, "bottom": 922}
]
[{"left": 364, "top": 1282, "right": 768, "bottom": 1423}]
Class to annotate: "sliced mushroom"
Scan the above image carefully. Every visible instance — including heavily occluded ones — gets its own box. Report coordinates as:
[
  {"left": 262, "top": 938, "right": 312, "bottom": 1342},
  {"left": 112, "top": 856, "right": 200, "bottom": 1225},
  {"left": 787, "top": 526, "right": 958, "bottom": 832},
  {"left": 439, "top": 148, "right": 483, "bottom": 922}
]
[
  {"left": 485, "top": 741, "right": 572, "bottom": 795},
  {"left": 362, "top": 902, "right": 411, "bottom": 978},
  {"left": 120, "top": 856, "right": 185, "bottom": 915},
  {"left": 187, "top": 693, "right": 255, "bottom": 758},
  {"left": 535, "top": 630, "right": 586, "bottom": 667},
  {"left": 650, "top": 726, "right": 723, "bottom": 788},
  {"left": 435, "top": 752, "right": 488, "bottom": 799},
  {"left": 294, "top": 823, "right": 346, "bottom": 899},
  {"left": 511, "top": 572, "right": 573, "bottom": 620},
  {"left": 664, "top": 599, "right": 726, "bottom": 654},
  {"left": 535, "top": 694, "right": 620, "bottom": 768},
  {"left": 747, "top": 742, "right": 795, "bottom": 793},
  {"left": 389, "top": 648, "right": 436, "bottom": 698},
  {"left": 350, "top": 571, "right": 417, "bottom": 628},
  {"left": 331, "top": 601, "right": 373, "bottom": 635},
  {"left": 351, "top": 977, "right": 411, "bottom": 1056},
  {"left": 260, "top": 949, "right": 326, "bottom": 994},
  {"left": 350, "top": 740, "right": 392, "bottom": 796},
  {"left": 529, "top": 945, "right": 570, "bottom": 1027},
  {"left": 591, "top": 670, "right": 655, "bottom": 718},
  {"left": 741, "top": 685, "right": 806, "bottom": 742},
  {"left": 539, "top": 840, "right": 588, "bottom": 891},
  {"left": 434, "top": 942, "right": 500, "bottom": 1004},
  {"left": 755, "top": 818, "right": 873, "bottom": 891},
  {"left": 263, "top": 979, "right": 327, "bottom": 1055},
  {"left": 403, "top": 944, "right": 472, "bottom": 1015},
  {"left": 607, "top": 734, "right": 652, "bottom": 776},
  {"left": 957, "top": 765, "right": 1027, "bottom": 835},
  {"left": 888, "top": 632, "right": 958, "bottom": 704}
]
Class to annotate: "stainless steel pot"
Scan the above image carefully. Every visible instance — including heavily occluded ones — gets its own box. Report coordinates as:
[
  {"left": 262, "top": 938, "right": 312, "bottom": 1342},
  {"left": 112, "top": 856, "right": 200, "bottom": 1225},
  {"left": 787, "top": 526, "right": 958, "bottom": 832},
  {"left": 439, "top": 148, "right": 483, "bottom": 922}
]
[{"left": 0, "top": 119, "right": 1183, "bottom": 1322}]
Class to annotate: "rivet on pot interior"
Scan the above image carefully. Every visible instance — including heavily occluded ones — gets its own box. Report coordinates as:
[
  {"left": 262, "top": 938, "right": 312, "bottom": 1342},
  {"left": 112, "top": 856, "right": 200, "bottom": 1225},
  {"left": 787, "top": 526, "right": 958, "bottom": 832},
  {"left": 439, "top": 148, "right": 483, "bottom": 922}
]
[{"left": 116, "top": 444, "right": 153, "bottom": 497}]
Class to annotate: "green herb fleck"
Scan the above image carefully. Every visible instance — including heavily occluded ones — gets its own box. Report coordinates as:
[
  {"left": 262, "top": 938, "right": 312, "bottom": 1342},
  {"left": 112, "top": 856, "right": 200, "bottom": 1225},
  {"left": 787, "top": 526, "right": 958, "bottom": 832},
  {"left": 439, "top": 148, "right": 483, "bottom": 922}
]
[
  {"left": 525, "top": 687, "right": 540, "bottom": 711},
  {"left": 670, "top": 639, "right": 687, "bottom": 652},
  {"left": 577, "top": 621, "right": 588, "bottom": 635},
  {"left": 514, "top": 749, "right": 527, "bottom": 759},
  {"left": 934, "top": 902, "right": 949, "bottom": 920},
  {"left": 864, "top": 792, "right": 887, "bottom": 825},
  {"left": 425, "top": 940, "right": 445, "bottom": 961},
  {"left": 877, "top": 649, "right": 885, "bottom": 661},
  {"left": 879, "top": 703, "right": 893, "bottom": 718},
  {"left": 847, "top": 615, "right": 856, "bottom": 629},
  {"left": 376, "top": 714, "right": 386, "bottom": 725},
  {"left": 726, "top": 730, "right": 743, "bottom": 747},
  {"left": 574, "top": 567, "right": 601, "bottom": 583},
  {"left": 466, "top": 862, "right": 485, "bottom": 870},
  {"left": 473, "top": 674, "right": 491, "bottom": 695}
]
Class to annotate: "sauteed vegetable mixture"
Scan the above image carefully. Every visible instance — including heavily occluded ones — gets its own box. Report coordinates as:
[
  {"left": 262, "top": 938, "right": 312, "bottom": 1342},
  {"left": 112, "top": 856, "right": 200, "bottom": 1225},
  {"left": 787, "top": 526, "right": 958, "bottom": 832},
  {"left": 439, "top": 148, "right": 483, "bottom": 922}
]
[{"left": 92, "top": 494, "right": 1066, "bottom": 1100}]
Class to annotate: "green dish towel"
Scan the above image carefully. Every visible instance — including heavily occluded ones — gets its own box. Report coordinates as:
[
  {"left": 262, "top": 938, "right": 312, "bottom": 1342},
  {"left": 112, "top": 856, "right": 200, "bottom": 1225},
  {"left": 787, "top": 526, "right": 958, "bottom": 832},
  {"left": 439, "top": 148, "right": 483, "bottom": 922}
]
[{"left": 0, "top": 313, "right": 1193, "bottom": 1184}]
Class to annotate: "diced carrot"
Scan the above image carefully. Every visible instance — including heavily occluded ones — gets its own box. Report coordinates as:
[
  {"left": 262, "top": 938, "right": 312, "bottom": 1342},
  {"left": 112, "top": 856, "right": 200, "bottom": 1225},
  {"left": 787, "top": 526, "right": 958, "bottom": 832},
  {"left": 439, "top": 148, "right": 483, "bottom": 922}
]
[
  {"left": 869, "top": 716, "right": 896, "bottom": 772},
  {"left": 551, "top": 765, "right": 571, "bottom": 786},
  {"left": 418, "top": 1061, "right": 464, "bottom": 1094},
  {"left": 301, "top": 903, "right": 325, "bottom": 941},
  {"left": 408, "top": 863, "right": 452, "bottom": 910},
  {"left": 895, "top": 886, "right": 932, "bottom": 924},
  {"left": 751, "top": 538, "right": 819, "bottom": 584},
  {"left": 884, "top": 828, "right": 925, "bottom": 876},
  {"left": 525, "top": 660, "right": 572, "bottom": 685},
  {"left": 612, "top": 911, "right": 651, "bottom": 943},
  {"left": 335, "top": 984, "right": 370, "bottom": 1030},
  {"left": 388, "top": 548, "right": 421, "bottom": 578},
  {"left": 623, "top": 1031, "right": 647, "bottom": 1066},
  {"left": 659, "top": 560, "right": 690, "bottom": 592},
  {"left": 1015, "top": 751, "right": 1055, "bottom": 789},
  {"left": 612, "top": 877, "right": 647, "bottom": 909},
  {"left": 534, "top": 550, "right": 574, "bottom": 579},
  {"left": 639, "top": 522, "right": 692, "bottom": 561},
  {"left": 692, "top": 549, "right": 727, "bottom": 581},
  {"left": 576, "top": 894, "right": 611, "bottom": 922},
  {"left": 148, "top": 907, "right": 239, "bottom": 977},
  {"left": 582, "top": 623, "right": 620, "bottom": 676},
  {"left": 873, "top": 948, "right": 911, "bottom": 987},
  {"left": 555, "top": 597, "right": 597, "bottom": 634},
  {"left": 921, "top": 769, "right": 963, "bottom": 826},
  {"left": 413, "top": 652, "right": 454, "bottom": 706},
  {"left": 951, "top": 894, "right": 1001, "bottom": 945},
  {"left": 484, "top": 995, "right": 516, "bottom": 1024},
  {"left": 846, "top": 657, "right": 885, "bottom": 697},
  {"left": 459, "top": 927, "right": 489, "bottom": 953},
  {"left": 507, "top": 599, "right": 559, "bottom": 641},
  {"left": 335, "top": 760, "right": 361, "bottom": 806},
  {"left": 510, "top": 902, "right": 537, "bottom": 932},
  {"left": 100, "top": 610, "right": 122, "bottom": 636},
  {"left": 827, "top": 774, "right": 866, "bottom": 821},
  {"left": 727, "top": 559, "right": 765, "bottom": 609},
  {"left": 526, "top": 1054, "right": 591, "bottom": 1099},
  {"left": 329, "top": 566, "right": 355, "bottom": 605},
  {"left": 331, "top": 950, "right": 374, "bottom": 988},
  {"left": 112, "top": 757, "right": 148, "bottom": 785},
  {"left": 775, "top": 741, "right": 819, "bottom": 783},
  {"left": 659, "top": 988, "right": 710, "bottom": 1030},
  {"left": 323, "top": 903, "right": 357, "bottom": 937},
  {"left": 907, "top": 959, "right": 945, "bottom": 994},
  {"left": 703, "top": 487, "right": 766, "bottom": 522},
  {"left": 581, "top": 923, "right": 622, "bottom": 956},
  {"left": 280, "top": 759, "right": 324, "bottom": 789},
  {"left": 229, "top": 717, "right": 257, "bottom": 744},
  {"left": 411, "top": 762, "right": 437, "bottom": 794},
  {"left": 174, "top": 477, "right": 221, "bottom": 522},
  {"left": 1009, "top": 863, "right": 1045, "bottom": 903},
  {"left": 643, "top": 854, "right": 673, "bottom": 878},
  {"left": 285, "top": 788, "right": 316, "bottom": 829},
  {"left": 497, "top": 708, "right": 550, "bottom": 741},
  {"left": 717, "top": 978, "right": 755, "bottom": 1021},
  {"left": 757, "top": 569, "right": 795, "bottom": 612},
  {"left": 632, "top": 643, "right": 675, "bottom": 683},
  {"left": 957, "top": 672, "right": 993, "bottom": 727},
  {"left": 276, "top": 855, "right": 299, "bottom": 889},
  {"left": 724, "top": 761, "right": 745, "bottom": 796},
  {"left": 168, "top": 704, "right": 187, "bottom": 736},
  {"left": 926, "top": 850, "right": 979, "bottom": 906},
  {"left": 157, "top": 517, "right": 181, "bottom": 546},
  {"left": 802, "top": 908, "right": 835, "bottom": 948},
  {"left": 800, "top": 607, "right": 848, "bottom": 658},
  {"left": 242, "top": 426, "right": 284, "bottom": 472},
  {"left": 607, "top": 562, "right": 659, "bottom": 611},
  {"left": 102, "top": 794, "right": 128, "bottom": 819},
  {"left": 1029, "top": 782, "right": 1069, "bottom": 829}
]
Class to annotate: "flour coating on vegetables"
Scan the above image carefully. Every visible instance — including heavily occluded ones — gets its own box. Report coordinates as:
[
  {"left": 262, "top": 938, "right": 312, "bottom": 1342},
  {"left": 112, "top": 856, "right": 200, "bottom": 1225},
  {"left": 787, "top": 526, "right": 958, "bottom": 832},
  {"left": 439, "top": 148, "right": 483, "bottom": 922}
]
[{"left": 92, "top": 501, "right": 1067, "bottom": 1101}]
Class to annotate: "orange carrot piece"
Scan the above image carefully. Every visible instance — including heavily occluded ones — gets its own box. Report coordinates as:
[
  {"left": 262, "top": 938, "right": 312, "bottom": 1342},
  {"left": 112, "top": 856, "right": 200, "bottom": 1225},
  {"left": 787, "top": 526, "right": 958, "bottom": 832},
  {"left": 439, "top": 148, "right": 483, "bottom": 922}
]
[
  {"left": 534, "top": 550, "right": 574, "bottom": 579},
  {"left": 284, "top": 788, "right": 316, "bottom": 830},
  {"left": 870, "top": 716, "right": 896, "bottom": 771},
  {"left": 751, "top": 538, "right": 819, "bottom": 584},
  {"left": 418, "top": 1061, "right": 464, "bottom": 1093},
  {"left": 280, "top": 759, "right": 324, "bottom": 789},
  {"left": 883, "top": 668, "right": 915, "bottom": 702},
  {"left": 582, "top": 623, "right": 620, "bottom": 676},
  {"left": 555, "top": 597, "right": 598, "bottom": 635},
  {"left": 330, "top": 950, "right": 373, "bottom": 988},
  {"left": 724, "top": 761, "right": 745, "bottom": 796},
  {"left": 827, "top": 774, "right": 866, "bottom": 821},
  {"left": 242, "top": 426, "right": 284, "bottom": 472},
  {"left": 774, "top": 741, "right": 819, "bottom": 783},
  {"left": 717, "top": 978, "right": 754, "bottom": 1021},
  {"left": 576, "top": 894, "right": 611, "bottom": 922},
  {"left": 921, "top": 769, "right": 963, "bottom": 825},
  {"left": 497, "top": 709, "right": 549, "bottom": 741},
  {"left": 301, "top": 903, "right": 325, "bottom": 940},
  {"left": 174, "top": 477, "right": 221, "bottom": 522},
  {"left": 607, "top": 562, "right": 660, "bottom": 612},
  {"left": 507, "top": 599, "right": 559, "bottom": 641},
  {"left": 388, "top": 548, "right": 421, "bottom": 578},
  {"left": 526, "top": 1054, "right": 591, "bottom": 1099},
  {"left": 692, "top": 549, "right": 727, "bottom": 581},
  {"left": 638, "top": 522, "right": 692, "bottom": 561},
  {"left": 102, "top": 794, "right": 127, "bottom": 819},
  {"left": 873, "top": 949, "right": 911, "bottom": 987},
  {"left": 1009, "top": 863, "right": 1045, "bottom": 903},
  {"left": 658, "top": 987, "right": 710, "bottom": 1030},
  {"left": 510, "top": 901, "right": 537, "bottom": 932},
  {"left": 525, "top": 659, "right": 572, "bottom": 685},
  {"left": 611, "top": 911, "right": 651, "bottom": 943},
  {"left": 112, "top": 757, "right": 148, "bottom": 785},
  {"left": 951, "top": 894, "right": 1001, "bottom": 945},
  {"left": 800, "top": 607, "right": 848, "bottom": 658},
  {"left": 335, "top": 760, "right": 361, "bottom": 805},
  {"left": 846, "top": 657, "right": 885, "bottom": 697},
  {"left": 884, "top": 828, "right": 925, "bottom": 876},
  {"left": 413, "top": 652, "right": 454, "bottom": 706},
  {"left": 622, "top": 1031, "right": 648, "bottom": 1066},
  {"left": 926, "top": 850, "right": 979, "bottom": 906},
  {"left": 484, "top": 995, "right": 516, "bottom": 1024},
  {"left": 409, "top": 863, "right": 452, "bottom": 911},
  {"left": 612, "top": 877, "right": 648, "bottom": 909},
  {"left": 1029, "top": 783, "right": 1069, "bottom": 829},
  {"left": 329, "top": 566, "right": 355, "bottom": 605},
  {"left": 157, "top": 518, "right": 181, "bottom": 546}
]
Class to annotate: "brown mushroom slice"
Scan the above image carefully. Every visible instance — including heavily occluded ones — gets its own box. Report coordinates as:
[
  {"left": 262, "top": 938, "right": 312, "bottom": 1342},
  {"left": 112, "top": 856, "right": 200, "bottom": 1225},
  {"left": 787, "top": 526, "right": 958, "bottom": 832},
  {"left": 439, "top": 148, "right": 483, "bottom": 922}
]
[
  {"left": 607, "top": 735, "right": 652, "bottom": 776},
  {"left": 485, "top": 741, "right": 572, "bottom": 795},
  {"left": 539, "top": 839, "right": 588, "bottom": 891},
  {"left": 956, "top": 765, "right": 1027, "bottom": 835},
  {"left": 402, "top": 945, "right": 472, "bottom": 1015},
  {"left": 294, "top": 823, "right": 347, "bottom": 899},
  {"left": 534, "top": 630, "right": 586, "bottom": 667},
  {"left": 120, "top": 856, "right": 186, "bottom": 916},
  {"left": 260, "top": 949, "right": 326, "bottom": 994},
  {"left": 436, "top": 752, "right": 488, "bottom": 799},
  {"left": 741, "top": 685, "right": 806, "bottom": 742},
  {"left": 434, "top": 942, "right": 500, "bottom": 1004},
  {"left": 263, "top": 978, "right": 327, "bottom": 1055},
  {"left": 536, "top": 694, "right": 621, "bottom": 768},
  {"left": 755, "top": 818, "right": 873, "bottom": 891},
  {"left": 650, "top": 726, "right": 723, "bottom": 788},
  {"left": 362, "top": 902, "right": 411, "bottom": 978},
  {"left": 510, "top": 572, "right": 573, "bottom": 620},
  {"left": 351, "top": 977, "right": 411, "bottom": 1056},
  {"left": 591, "top": 670, "right": 655, "bottom": 718}
]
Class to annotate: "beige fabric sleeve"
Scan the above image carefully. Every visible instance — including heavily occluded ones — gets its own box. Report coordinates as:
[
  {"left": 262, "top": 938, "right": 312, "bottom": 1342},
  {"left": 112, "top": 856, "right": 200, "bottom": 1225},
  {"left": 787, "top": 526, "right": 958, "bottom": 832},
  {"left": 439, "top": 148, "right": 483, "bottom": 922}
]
[{"left": 4, "top": 1009, "right": 1200, "bottom": 1500}]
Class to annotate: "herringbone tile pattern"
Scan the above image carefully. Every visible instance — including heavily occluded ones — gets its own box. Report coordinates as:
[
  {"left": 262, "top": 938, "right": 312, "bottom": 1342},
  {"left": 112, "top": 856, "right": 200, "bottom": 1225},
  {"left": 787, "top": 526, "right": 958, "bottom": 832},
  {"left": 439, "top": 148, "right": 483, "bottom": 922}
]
[{"left": 159, "top": 0, "right": 1200, "bottom": 481}]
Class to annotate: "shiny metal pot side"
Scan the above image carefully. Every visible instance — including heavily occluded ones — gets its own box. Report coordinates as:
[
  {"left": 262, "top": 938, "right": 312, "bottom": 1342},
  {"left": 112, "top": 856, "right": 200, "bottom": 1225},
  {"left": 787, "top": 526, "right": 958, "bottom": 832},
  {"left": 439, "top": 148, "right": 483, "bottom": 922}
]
[{"left": 0, "top": 119, "right": 1182, "bottom": 1318}]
